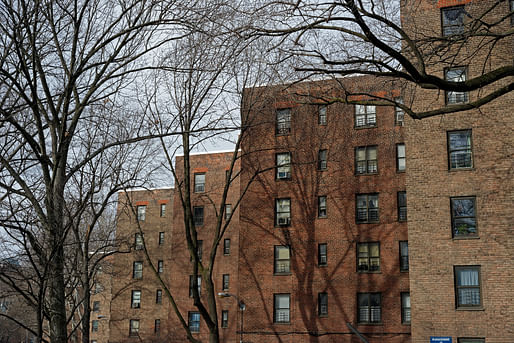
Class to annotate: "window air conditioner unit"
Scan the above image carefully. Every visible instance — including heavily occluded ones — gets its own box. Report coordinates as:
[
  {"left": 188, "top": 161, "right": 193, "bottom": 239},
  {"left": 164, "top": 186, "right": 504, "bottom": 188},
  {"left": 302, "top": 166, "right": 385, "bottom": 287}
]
[
  {"left": 278, "top": 217, "right": 290, "bottom": 226},
  {"left": 278, "top": 172, "right": 290, "bottom": 179}
]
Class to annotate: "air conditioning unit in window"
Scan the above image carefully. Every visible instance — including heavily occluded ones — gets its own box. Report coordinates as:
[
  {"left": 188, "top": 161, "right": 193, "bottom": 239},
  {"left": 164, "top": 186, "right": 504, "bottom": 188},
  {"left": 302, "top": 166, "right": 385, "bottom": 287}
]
[
  {"left": 278, "top": 172, "right": 291, "bottom": 179},
  {"left": 278, "top": 217, "right": 290, "bottom": 226}
]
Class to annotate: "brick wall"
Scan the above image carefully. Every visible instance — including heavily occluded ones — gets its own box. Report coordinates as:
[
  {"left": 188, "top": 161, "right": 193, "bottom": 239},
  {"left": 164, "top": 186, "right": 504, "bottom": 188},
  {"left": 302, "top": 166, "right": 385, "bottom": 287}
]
[{"left": 239, "top": 78, "right": 410, "bottom": 343}]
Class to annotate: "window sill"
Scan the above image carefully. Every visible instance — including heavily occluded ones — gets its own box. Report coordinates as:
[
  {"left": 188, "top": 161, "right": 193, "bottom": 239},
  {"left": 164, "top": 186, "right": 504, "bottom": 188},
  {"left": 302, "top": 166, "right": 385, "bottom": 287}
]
[
  {"left": 318, "top": 264, "right": 328, "bottom": 268},
  {"left": 273, "top": 322, "right": 291, "bottom": 325},
  {"left": 400, "top": 269, "right": 409, "bottom": 273},
  {"left": 452, "top": 235, "right": 480, "bottom": 240},
  {"left": 397, "top": 170, "right": 406, "bottom": 173},
  {"left": 276, "top": 178, "right": 292, "bottom": 181},
  {"left": 448, "top": 167, "right": 474, "bottom": 172},
  {"left": 357, "top": 322, "right": 383, "bottom": 326},
  {"left": 357, "top": 271, "right": 381, "bottom": 274},
  {"left": 317, "top": 216, "right": 327, "bottom": 219},
  {"left": 355, "top": 172, "right": 379, "bottom": 176},
  {"left": 354, "top": 125, "right": 377, "bottom": 130},
  {"left": 318, "top": 314, "right": 328, "bottom": 318},
  {"left": 456, "top": 306, "right": 484, "bottom": 311},
  {"left": 274, "top": 272, "right": 292, "bottom": 276},
  {"left": 402, "top": 322, "right": 411, "bottom": 326},
  {"left": 356, "top": 221, "right": 380, "bottom": 225}
]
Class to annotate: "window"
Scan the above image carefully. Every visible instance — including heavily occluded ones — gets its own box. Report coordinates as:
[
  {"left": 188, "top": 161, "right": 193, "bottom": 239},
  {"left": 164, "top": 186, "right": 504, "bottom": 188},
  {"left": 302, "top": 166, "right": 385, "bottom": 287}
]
[
  {"left": 395, "top": 97, "right": 404, "bottom": 126},
  {"left": 318, "top": 105, "right": 327, "bottom": 125},
  {"left": 276, "top": 108, "right": 291, "bottom": 135},
  {"left": 274, "top": 294, "right": 290, "bottom": 323},
  {"left": 194, "top": 173, "right": 205, "bottom": 193},
  {"left": 451, "top": 197, "right": 477, "bottom": 237},
  {"left": 318, "top": 243, "right": 327, "bottom": 266},
  {"left": 129, "top": 319, "right": 140, "bottom": 336},
  {"left": 154, "top": 319, "right": 160, "bottom": 334},
  {"left": 221, "top": 310, "right": 229, "bottom": 328},
  {"left": 448, "top": 130, "right": 473, "bottom": 169},
  {"left": 93, "top": 282, "right": 104, "bottom": 294},
  {"left": 133, "top": 261, "right": 143, "bottom": 279},
  {"left": 455, "top": 266, "right": 481, "bottom": 308},
  {"left": 442, "top": 5, "right": 466, "bottom": 36},
  {"left": 157, "top": 260, "right": 163, "bottom": 274},
  {"left": 222, "top": 274, "right": 230, "bottom": 291},
  {"left": 398, "top": 191, "right": 407, "bottom": 221},
  {"left": 399, "top": 241, "right": 409, "bottom": 272},
  {"left": 137, "top": 205, "right": 146, "bottom": 221},
  {"left": 445, "top": 67, "right": 468, "bottom": 104},
  {"left": 401, "top": 293, "right": 411, "bottom": 324},
  {"left": 134, "top": 233, "right": 143, "bottom": 250},
  {"left": 223, "top": 239, "right": 230, "bottom": 255},
  {"left": 356, "top": 194, "right": 379, "bottom": 223},
  {"left": 275, "top": 198, "right": 291, "bottom": 226},
  {"left": 318, "top": 293, "right": 328, "bottom": 316},
  {"left": 160, "top": 204, "right": 166, "bottom": 217},
  {"left": 188, "top": 312, "right": 200, "bottom": 332},
  {"left": 158, "top": 232, "right": 165, "bottom": 245},
  {"left": 357, "top": 242, "right": 380, "bottom": 272},
  {"left": 318, "top": 149, "right": 328, "bottom": 170},
  {"left": 358, "top": 293, "right": 381, "bottom": 323},
  {"left": 131, "top": 290, "right": 141, "bottom": 309},
  {"left": 225, "top": 204, "right": 232, "bottom": 220},
  {"left": 274, "top": 246, "right": 290, "bottom": 274},
  {"left": 355, "top": 146, "right": 377, "bottom": 174},
  {"left": 92, "top": 301, "right": 100, "bottom": 312},
  {"left": 91, "top": 320, "right": 99, "bottom": 332},
  {"left": 276, "top": 152, "right": 291, "bottom": 180},
  {"left": 458, "top": 339, "right": 485, "bottom": 343},
  {"left": 189, "top": 275, "right": 202, "bottom": 297},
  {"left": 355, "top": 105, "right": 376, "bottom": 127},
  {"left": 193, "top": 206, "right": 204, "bottom": 226},
  {"left": 156, "top": 289, "right": 162, "bottom": 304},
  {"left": 318, "top": 196, "right": 327, "bottom": 218},
  {"left": 397, "top": 144, "right": 406, "bottom": 172}
]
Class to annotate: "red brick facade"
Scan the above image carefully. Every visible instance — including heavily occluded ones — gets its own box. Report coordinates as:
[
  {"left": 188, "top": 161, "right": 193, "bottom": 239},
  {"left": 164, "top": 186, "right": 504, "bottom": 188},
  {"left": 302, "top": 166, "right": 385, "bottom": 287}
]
[
  {"left": 238, "top": 78, "right": 410, "bottom": 343},
  {"left": 403, "top": 1, "right": 514, "bottom": 342}
]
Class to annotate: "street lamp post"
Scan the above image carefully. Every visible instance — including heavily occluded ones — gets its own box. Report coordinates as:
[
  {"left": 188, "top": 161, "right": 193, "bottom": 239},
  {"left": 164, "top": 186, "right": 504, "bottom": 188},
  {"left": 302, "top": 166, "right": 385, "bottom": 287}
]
[{"left": 218, "top": 292, "right": 245, "bottom": 343}]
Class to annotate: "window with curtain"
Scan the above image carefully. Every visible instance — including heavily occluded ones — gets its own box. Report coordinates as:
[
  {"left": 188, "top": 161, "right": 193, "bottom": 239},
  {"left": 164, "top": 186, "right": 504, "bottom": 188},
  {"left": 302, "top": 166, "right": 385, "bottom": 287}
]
[{"left": 455, "top": 266, "right": 481, "bottom": 308}]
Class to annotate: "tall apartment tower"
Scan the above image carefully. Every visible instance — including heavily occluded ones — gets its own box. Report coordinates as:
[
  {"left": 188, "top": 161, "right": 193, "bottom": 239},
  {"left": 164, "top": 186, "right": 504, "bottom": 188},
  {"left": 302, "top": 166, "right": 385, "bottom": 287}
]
[
  {"left": 239, "top": 78, "right": 410, "bottom": 343},
  {"left": 402, "top": 1, "right": 514, "bottom": 342},
  {"left": 109, "top": 188, "right": 174, "bottom": 342}
]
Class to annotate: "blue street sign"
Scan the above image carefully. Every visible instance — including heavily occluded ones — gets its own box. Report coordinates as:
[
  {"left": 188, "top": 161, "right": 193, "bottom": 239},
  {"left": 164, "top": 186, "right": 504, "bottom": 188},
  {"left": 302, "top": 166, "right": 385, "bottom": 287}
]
[{"left": 430, "top": 337, "right": 452, "bottom": 343}]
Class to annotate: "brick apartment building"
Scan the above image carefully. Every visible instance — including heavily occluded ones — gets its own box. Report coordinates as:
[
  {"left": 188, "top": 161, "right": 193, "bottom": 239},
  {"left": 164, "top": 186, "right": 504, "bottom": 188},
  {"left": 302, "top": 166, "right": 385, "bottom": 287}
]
[
  {"left": 109, "top": 188, "right": 174, "bottom": 342},
  {"left": 402, "top": 1, "right": 514, "bottom": 343},
  {"left": 99, "top": 1, "right": 513, "bottom": 343},
  {"left": 239, "top": 78, "right": 410, "bottom": 343}
]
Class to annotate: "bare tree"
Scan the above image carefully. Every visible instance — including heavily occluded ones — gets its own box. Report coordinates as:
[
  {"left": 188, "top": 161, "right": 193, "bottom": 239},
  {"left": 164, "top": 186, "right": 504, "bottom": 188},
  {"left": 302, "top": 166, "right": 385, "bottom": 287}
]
[
  {"left": 244, "top": 0, "right": 513, "bottom": 118},
  {"left": 0, "top": 1, "right": 193, "bottom": 342}
]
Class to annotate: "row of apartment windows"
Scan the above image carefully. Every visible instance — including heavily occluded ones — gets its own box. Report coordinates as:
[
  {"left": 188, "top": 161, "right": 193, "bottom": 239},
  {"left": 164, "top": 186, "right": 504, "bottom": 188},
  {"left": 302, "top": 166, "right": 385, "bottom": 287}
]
[
  {"left": 275, "top": 129, "right": 471, "bottom": 179},
  {"left": 269, "top": 292, "right": 411, "bottom": 325},
  {"left": 136, "top": 203, "right": 167, "bottom": 221},
  {"left": 134, "top": 231, "right": 165, "bottom": 250},
  {"left": 129, "top": 289, "right": 164, "bottom": 308},
  {"left": 275, "top": 101, "right": 405, "bottom": 135},
  {"left": 132, "top": 260, "right": 163, "bottom": 279},
  {"left": 274, "top": 241, "right": 409, "bottom": 274},
  {"left": 190, "top": 204, "right": 232, "bottom": 226},
  {"left": 274, "top": 192, "right": 407, "bottom": 226},
  {"left": 275, "top": 144, "right": 406, "bottom": 178},
  {"left": 268, "top": 263, "right": 482, "bottom": 327},
  {"left": 127, "top": 318, "right": 161, "bottom": 336}
]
